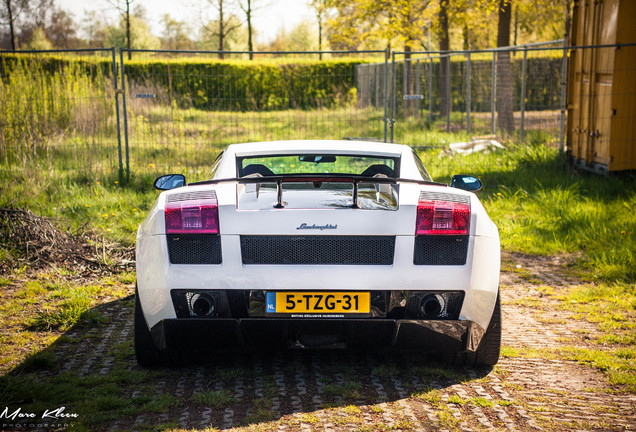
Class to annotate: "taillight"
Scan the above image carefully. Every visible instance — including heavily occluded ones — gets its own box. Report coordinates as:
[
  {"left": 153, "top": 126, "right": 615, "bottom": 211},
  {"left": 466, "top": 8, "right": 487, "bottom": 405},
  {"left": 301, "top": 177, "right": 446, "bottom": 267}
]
[
  {"left": 416, "top": 200, "right": 470, "bottom": 235},
  {"left": 165, "top": 198, "right": 219, "bottom": 234}
]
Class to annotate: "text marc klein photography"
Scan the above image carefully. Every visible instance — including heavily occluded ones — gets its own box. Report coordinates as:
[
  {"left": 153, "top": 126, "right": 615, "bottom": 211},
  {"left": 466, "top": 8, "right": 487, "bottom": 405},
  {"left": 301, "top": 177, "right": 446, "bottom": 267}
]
[{"left": 1, "top": 406, "right": 78, "bottom": 429}]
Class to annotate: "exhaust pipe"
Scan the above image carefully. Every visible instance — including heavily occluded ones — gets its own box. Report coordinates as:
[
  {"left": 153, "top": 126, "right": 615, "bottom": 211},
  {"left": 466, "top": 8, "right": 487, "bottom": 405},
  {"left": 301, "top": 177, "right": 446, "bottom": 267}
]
[
  {"left": 190, "top": 293, "right": 215, "bottom": 317},
  {"left": 420, "top": 294, "right": 445, "bottom": 319}
]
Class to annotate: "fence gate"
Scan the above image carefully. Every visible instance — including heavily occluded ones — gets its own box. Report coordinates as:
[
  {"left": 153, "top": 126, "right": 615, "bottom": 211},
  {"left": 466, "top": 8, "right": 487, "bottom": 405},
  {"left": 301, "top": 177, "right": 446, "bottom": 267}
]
[{"left": 119, "top": 49, "right": 388, "bottom": 177}]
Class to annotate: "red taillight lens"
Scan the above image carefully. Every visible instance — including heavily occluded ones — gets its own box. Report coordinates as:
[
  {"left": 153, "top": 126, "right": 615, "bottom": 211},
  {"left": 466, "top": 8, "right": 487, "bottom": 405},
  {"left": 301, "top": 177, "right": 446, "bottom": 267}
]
[
  {"left": 416, "top": 200, "right": 470, "bottom": 235},
  {"left": 165, "top": 198, "right": 219, "bottom": 234}
]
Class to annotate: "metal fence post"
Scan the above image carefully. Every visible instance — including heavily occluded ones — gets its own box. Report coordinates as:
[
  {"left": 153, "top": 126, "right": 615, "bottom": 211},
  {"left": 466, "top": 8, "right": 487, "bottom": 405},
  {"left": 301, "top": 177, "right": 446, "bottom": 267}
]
[
  {"left": 391, "top": 51, "right": 397, "bottom": 143},
  {"left": 560, "top": 39, "right": 568, "bottom": 153},
  {"left": 383, "top": 48, "right": 389, "bottom": 143},
  {"left": 446, "top": 54, "right": 451, "bottom": 132},
  {"left": 403, "top": 56, "right": 407, "bottom": 111},
  {"left": 428, "top": 56, "right": 433, "bottom": 125},
  {"left": 466, "top": 52, "right": 471, "bottom": 134},
  {"left": 415, "top": 59, "right": 421, "bottom": 117},
  {"left": 520, "top": 47, "right": 528, "bottom": 142},
  {"left": 112, "top": 48, "right": 124, "bottom": 182},
  {"left": 491, "top": 51, "right": 496, "bottom": 135},
  {"left": 119, "top": 49, "right": 130, "bottom": 180},
  {"left": 374, "top": 63, "right": 378, "bottom": 108}
]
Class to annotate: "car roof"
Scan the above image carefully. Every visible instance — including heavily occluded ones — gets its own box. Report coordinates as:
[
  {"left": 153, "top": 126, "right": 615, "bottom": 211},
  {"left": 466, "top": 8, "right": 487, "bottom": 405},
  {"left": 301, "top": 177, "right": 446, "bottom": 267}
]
[{"left": 225, "top": 140, "right": 409, "bottom": 158}]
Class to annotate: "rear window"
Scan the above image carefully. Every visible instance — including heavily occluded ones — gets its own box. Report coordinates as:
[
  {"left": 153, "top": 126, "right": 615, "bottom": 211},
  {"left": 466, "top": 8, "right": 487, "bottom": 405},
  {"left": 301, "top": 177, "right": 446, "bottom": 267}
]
[{"left": 237, "top": 154, "right": 400, "bottom": 178}]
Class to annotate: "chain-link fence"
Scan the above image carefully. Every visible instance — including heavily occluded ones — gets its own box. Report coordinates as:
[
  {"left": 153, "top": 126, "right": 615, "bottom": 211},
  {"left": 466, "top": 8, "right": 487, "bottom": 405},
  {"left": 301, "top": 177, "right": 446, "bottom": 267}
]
[
  {"left": 119, "top": 49, "right": 387, "bottom": 176},
  {"left": 360, "top": 40, "right": 568, "bottom": 147},
  {"left": 1, "top": 43, "right": 635, "bottom": 178},
  {"left": 0, "top": 48, "right": 121, "bottom": 174}
]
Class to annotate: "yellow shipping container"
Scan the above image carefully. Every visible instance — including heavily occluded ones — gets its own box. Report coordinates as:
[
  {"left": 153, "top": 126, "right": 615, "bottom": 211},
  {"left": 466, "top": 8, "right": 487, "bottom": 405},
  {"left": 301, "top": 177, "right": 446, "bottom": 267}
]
[{"left": 567, "top": 0, "right": 636, "bottom": 173}]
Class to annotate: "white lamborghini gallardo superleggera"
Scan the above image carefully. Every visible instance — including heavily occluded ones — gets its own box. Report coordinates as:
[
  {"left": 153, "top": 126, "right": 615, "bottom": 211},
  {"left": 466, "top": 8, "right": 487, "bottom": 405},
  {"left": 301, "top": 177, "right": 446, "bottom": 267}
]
[{"left": 135, "top": 140, "right": 501, "bottom": 367}]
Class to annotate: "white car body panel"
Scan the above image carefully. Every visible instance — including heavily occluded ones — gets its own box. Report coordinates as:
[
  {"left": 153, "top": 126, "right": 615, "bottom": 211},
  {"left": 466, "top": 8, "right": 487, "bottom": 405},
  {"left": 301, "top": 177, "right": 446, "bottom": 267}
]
[{"left": 136, "top": 140, "right": 500, "bottom": 351}]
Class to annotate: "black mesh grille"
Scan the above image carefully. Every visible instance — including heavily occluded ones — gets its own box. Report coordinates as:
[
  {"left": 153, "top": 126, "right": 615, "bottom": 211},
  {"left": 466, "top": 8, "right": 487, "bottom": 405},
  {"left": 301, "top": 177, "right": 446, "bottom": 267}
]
[
  {"left": 240, "top": 235, "right": 395, "bottom": 265},
  {"left": 414, "top": 235, "right": 468, "bottom": 265},
  {"left": 406, "top": 291, "right": 465, "bottom": 319},
  {"left": 167, "top": 234, "right": 222, "bottom": 264}
]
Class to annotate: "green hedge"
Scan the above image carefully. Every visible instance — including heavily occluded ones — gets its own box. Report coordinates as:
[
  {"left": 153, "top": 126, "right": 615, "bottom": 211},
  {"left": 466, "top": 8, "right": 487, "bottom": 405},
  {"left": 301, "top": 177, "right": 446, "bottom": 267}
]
[
  {"left": 1, "top": 54, "right": 364, "bottom": 111},
  {"left": 0, "top": 53, "right": 114, "bottom": 82},
  {"left": 1, "top": 52, "right": 562, "bottom": 114},
  {"left": 123, "top": 59, "right": 362, "bottom": 111}
]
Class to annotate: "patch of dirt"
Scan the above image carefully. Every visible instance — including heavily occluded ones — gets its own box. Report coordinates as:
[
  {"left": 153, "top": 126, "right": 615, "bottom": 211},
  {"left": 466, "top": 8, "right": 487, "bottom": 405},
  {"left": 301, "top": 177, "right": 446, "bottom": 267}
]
[
  {"left": 501, "top": 250, "right": 580, "bottom": 287},
  {"left": 0, "top": 207, "right": 133, "bottom": 277}
]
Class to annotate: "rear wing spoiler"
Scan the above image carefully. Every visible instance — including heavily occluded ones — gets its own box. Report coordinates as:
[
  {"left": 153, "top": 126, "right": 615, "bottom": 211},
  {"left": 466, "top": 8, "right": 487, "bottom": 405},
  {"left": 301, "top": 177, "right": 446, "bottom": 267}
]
[{"left": 189, "top": 175, "right": 447, "bottom": 209}]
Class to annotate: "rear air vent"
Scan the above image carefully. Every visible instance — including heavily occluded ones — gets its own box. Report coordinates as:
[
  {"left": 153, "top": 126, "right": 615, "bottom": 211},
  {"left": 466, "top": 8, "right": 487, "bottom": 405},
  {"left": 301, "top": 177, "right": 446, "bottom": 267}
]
[
  {"left": 167, "top": 234, "right": 222, "bottom": 264},
  {"left": 414, "top": 235, "right": 468, "bottom": 265},
  {"left": 240, "top": 235, "right": 395, "bottom": 265}
]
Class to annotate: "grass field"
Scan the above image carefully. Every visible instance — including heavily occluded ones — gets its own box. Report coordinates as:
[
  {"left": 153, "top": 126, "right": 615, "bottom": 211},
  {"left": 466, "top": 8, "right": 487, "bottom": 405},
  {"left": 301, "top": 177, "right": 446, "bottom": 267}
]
[
  {"left": 2, "top": 48, "right": 635, "bottom": 430},
  {"left": 1, "top": 95, "right": 636, "bottom": 416},
  {"left": 1, "top": 132, "right": 636, "bottom": 431}
]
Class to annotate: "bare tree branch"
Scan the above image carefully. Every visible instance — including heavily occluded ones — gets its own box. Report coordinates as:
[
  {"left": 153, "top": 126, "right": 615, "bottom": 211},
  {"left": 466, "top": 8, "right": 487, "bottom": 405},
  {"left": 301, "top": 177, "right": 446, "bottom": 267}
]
[
  {"left": 1, "top": 0, "right": 29, "bottom": 50},
  {"left": 104, "top": 0, "right": 135, "bottom": 58}
]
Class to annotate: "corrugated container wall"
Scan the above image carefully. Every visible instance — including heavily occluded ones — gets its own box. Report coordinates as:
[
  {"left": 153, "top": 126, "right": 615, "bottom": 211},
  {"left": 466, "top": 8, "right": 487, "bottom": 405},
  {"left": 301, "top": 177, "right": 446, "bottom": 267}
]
[{"left": 567, "top": 0, "right": 636, "bottom": 173}]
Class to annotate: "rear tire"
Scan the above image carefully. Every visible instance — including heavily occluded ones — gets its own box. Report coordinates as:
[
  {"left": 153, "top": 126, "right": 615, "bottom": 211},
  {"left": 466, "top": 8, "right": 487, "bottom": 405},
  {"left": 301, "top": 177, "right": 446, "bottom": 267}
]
[
  {"left": 450, "top": 291, "right": 501, "bottom": 367},
  {"left": 474, "top": 291, "right": 501, "bottom": 366},
  {"left": 134, "top": 286, "right": 162, "bottom": 367}
]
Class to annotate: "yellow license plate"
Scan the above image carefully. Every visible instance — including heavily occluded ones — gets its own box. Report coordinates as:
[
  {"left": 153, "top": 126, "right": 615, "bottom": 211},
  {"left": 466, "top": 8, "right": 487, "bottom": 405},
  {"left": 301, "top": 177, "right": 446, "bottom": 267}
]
[{"left": 267, "top": 292, "right": 370, "bottom": 314}]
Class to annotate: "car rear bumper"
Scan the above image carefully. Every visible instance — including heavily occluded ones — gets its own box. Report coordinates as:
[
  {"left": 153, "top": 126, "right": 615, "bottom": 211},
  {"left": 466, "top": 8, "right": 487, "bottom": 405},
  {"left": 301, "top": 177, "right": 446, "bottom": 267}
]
[
  {"left": 150, "top": 318, "right": 486, "bottom": 353},
  {"left": 136, "top": 233, "right": 501, "bottom": 331}
]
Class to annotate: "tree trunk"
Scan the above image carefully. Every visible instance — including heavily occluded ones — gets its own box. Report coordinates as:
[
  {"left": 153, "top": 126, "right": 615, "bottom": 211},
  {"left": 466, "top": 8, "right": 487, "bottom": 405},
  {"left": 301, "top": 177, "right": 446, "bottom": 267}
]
[
  {"left": 218, "top": 0, "right": 225, "bottom": 59},
  {"left": 438, "top": 0, "right": 450, "bottom": 118},
  {"left": 6, "top": 0, "right": 16, "bottom": 51},
  {"left": 247, "top": 0, "right": 253, "bottom": 60},
  {"left": 513, "top": 5, "right": 518, "bottom": 47},
  {"left": 462, "top": 24, "right": 469, "bottom": 51},
  {"left": 318, "top": 13, "right": 322, "bottom": 60},
  {"left": 565, "top": 0, "right": 573, "bottom": 42},
  {"left": 403, "top": 44, "right": 413, "bottom": 116},
  {"left": 126, "top": 0, "right": 131, "bottom": 60},
  {"left": 496, "top": 0, "right": 514, "bottom": 133}
]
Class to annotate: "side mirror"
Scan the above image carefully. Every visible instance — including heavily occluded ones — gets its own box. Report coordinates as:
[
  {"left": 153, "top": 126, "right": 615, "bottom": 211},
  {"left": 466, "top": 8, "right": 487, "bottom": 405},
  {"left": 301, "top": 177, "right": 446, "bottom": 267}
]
[
  {"left": 450, "top": 175, "right": 483, "bottom": 192},
  {"left": 154, "top": 174, "right": 186, "bottom": 190}
]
